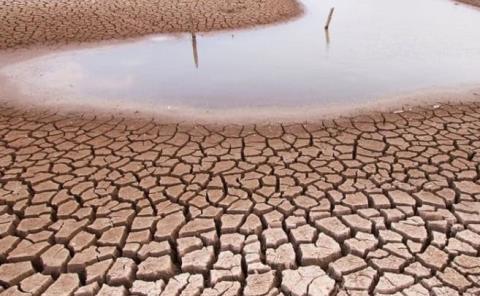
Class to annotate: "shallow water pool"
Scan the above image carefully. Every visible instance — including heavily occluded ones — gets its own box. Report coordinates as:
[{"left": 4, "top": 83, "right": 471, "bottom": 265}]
[{"left": 1, "top": 0, "right": 480, "bottom": 117}]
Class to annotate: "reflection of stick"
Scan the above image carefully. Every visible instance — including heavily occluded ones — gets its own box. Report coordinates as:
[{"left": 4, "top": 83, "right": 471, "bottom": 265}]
[
  {"left": 324, "top": 8, "right": 334, "bottom": 30},
  {"left": 192, "top": 33, "right": 199, "bottom": 68}
]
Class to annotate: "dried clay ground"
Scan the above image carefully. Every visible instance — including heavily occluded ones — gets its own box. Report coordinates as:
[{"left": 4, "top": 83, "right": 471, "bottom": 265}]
[
  {"left": 0, "top": 102, "right": 479, "bottom": 295},
  {"left": 458, "top": 0, "right": 480, "bottom": 7},
  {"left": 1, "top": 0, "right": 480, "bottom": 295},
  {"left": 0, "top": 0, "right": 301, "bottom": 50}
]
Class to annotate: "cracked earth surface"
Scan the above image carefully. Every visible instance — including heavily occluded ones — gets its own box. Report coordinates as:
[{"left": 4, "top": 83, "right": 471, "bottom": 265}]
[
  {"left": 0, "top": 0, "right": 301, "bottom": 50},
  {"left": 0, "top": 102, "right": 480, "bottom": 295},
  {"left": 458, "top": 0, "right": 480, "bottom": 7}
]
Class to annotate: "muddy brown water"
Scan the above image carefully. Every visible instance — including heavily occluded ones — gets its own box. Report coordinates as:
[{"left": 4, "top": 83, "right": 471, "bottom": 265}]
[{"left": 0, "top": 0, "right": 479, "bottom": 119}]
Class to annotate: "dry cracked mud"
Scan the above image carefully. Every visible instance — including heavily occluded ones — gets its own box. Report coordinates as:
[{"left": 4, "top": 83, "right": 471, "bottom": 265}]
[
  {"left": 458, "top": 0, "right": 480, "bottom": 7},
  {"left": 0, "top": 0, "right": 301, "bottom": 50},
  {"left": 0, "top": 102, "right": 480, "bottom": 295}
]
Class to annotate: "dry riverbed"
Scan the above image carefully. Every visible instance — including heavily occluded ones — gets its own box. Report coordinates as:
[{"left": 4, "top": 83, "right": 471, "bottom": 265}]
[
  {"left": 1, "top": 0, "right": 480, "bottom": 294},
  {"left": 0, "top": 102, "right": 480, "bottom": 295}
]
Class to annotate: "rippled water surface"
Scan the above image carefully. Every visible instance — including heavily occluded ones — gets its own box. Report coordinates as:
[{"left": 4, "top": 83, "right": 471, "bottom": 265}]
[{"left": 1, "top": 0, "right": 480, "bottom": 112}]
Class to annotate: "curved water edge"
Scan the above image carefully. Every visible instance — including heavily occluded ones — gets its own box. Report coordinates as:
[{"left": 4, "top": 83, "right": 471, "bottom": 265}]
[
  {"left": 1, "top": 86, "right": 479, "bottom": 124},
  {"left": 0, "top": 0, "right": 479, "bottom": 123}
]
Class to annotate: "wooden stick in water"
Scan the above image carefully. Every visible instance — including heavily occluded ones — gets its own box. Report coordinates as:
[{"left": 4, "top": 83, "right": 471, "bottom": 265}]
[{"left": 324, "top": 7, "right": 335, "bottom": 30}]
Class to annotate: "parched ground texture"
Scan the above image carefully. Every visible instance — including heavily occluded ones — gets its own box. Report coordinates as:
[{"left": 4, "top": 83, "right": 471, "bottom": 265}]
[
  {"left": 0, "top": 0, "right": 301, "bottom": 50},
  {"left": 458, "top": 0, "right": 480, "bottom": 7},
  {"left": 0, "top": 102, "right": 480, "bottom": 295}
]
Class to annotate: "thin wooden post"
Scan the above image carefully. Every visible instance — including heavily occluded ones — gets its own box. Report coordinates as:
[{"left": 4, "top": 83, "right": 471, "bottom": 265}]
[
  {"left": 189, "top": 8, "right": 199, "bottom": 68},
  {"left": 324, "top": 7, "right": 335, "bottom": 30},
  {"left": 189, "top": 10, "right": 195, "bottom": 35}
]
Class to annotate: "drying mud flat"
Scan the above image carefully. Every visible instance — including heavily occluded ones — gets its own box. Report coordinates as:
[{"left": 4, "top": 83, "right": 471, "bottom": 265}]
[
  {"left": 0, "top": 102, "right": 480, "bottom": 295},
  {"left": 458, "top": 0, "right": 480, "bottom": 6},
  {"left": 0, "top": 0, "right": 301, "bottom": 50},
  {"left": 1, "top": 0, "right": 480, "bottom": 295}
]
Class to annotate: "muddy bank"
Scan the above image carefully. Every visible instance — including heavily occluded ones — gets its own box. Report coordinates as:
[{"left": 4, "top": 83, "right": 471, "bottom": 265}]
[
  {"left": 0, "top": 82, "right": 479, "bottom": 124},
  {"left": 0, "top": 0, "right": 301, "bottom": 50},
  {"left": 458, "top": 0, "right": 480, "bottom": 7}
]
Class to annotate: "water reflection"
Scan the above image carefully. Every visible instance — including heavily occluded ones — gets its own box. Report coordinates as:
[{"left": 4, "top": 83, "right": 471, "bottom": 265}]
[
  {"left": 192, "top": 33, "right": 199, "bottom": 69},
  {"left": 1, "top": 0, "right": 480, "bottom": 111},
  {"left": 325, "top": 29, "right": 331, "bottom": 47}
]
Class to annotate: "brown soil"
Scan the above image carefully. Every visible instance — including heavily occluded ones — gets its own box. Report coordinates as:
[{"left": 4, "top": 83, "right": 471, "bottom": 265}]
[
  {"left": 0, "top": 0, "right": 301, "bottom": 50},
  {"left": 0, "top": 101, "right": 480, "bottom": 295},
  {"left": 457, "top": 0, "right": 480, "bottom": 7}
]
